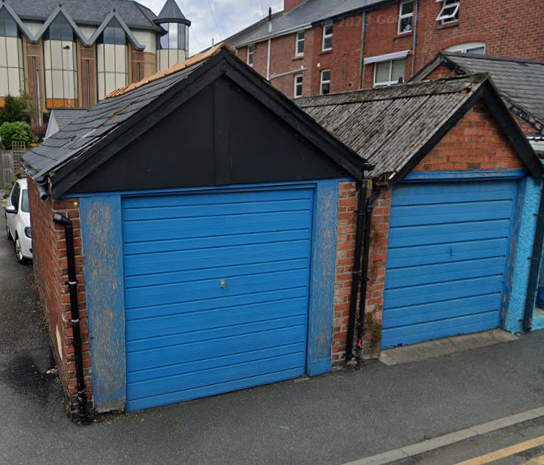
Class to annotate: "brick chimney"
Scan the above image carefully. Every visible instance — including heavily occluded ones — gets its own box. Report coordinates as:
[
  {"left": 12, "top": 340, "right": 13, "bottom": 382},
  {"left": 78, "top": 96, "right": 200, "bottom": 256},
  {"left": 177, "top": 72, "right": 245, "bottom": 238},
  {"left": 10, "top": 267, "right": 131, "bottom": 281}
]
[{"left": 284, "top": 0, "right": 310, "bottom": 12}]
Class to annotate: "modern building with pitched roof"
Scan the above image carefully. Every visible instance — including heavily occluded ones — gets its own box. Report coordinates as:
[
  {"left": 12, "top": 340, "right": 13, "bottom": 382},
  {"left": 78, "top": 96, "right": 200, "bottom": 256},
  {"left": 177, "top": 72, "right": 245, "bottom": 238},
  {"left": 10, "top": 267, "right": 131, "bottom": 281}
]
[
  {"left": 0, "top": 0, "right": 190, "bottom": 119},
  {"left": 298, "top": 74, "right": 544, "bottom": 351}
]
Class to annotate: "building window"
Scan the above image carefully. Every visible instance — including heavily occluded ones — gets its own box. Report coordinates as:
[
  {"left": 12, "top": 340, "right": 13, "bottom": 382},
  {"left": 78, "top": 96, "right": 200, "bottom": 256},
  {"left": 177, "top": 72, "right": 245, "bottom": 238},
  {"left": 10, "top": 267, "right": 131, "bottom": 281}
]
[
  {"left": 437, "top": 0, "right": 460, "bottom": 24},
  {"left": 374, "top": 59, "right": 406, "bottom": 87},
  {"left": 247, "top": 45, "right": 255, "bottom": 66},
  {"left": 158, "top": 22, "right": 188, "bottom": 71},
  {"left": 0, "top": 9, "right": 24, "bottom": 98},
  {"left": 446, "top": 42, "right": 486, "bottom": 55},
  {"left": 295, "top": 31, "right": 305, "bottom": 57},
  {"left": 294, "top": 74, "right": 303, "bottom": 98},
  {"left": 159, "top": 23, "right": 188, "bottom": 50},
  {"left": 322, "top": 23, "right": 333, "bottom": 51},
  {"left": 44, "top": 14, "right": 78, "bottom": 108},
  {"left": 96, "top": 18, "right": 128, "bottom": 100},
  {"left": 398, "top": 0, "right": 414, "bottom": 34},
  {"left": 46, "top": 13, "right": 73, "bottom": 41},
  {"left": 320, "top": 69, "right": 331, "bottom": 95}
]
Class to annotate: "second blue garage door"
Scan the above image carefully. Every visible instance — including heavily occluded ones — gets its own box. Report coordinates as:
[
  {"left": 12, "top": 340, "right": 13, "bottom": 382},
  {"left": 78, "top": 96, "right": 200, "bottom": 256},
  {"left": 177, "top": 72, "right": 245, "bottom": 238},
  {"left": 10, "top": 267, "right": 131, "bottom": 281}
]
[
  {"left": 382, "top": 180, "right": 518, "bottom": 349},
  {"left": 122, "top": 188, "right": 314, "bottom": 411}
]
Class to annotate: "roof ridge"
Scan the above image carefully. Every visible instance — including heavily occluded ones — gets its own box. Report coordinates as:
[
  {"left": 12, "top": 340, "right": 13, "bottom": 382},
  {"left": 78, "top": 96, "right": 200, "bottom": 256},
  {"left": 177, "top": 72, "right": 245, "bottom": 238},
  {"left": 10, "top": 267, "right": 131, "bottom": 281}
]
[
  {"left": 106, "top": 43, "right": 235, "bottom": 99},
  {"left": 443, "top": 52, "right": 544, "bottom": 66},
  {"left": 297, "top": 74, "right": 487, "bottom": 106}
]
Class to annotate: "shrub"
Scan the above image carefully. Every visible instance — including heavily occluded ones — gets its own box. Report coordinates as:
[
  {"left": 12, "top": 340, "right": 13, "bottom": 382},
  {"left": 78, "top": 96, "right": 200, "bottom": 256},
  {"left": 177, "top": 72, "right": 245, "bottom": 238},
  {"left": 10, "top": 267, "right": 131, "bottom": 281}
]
[
  {"left": 0, "top": 93, "right": 34, "bottom": 125},
  {"left": 0, "top": 121, "right": 33, "bottom": 149},
  {"left": 32, "top": 123, "right": 48, "bottom": 143}
]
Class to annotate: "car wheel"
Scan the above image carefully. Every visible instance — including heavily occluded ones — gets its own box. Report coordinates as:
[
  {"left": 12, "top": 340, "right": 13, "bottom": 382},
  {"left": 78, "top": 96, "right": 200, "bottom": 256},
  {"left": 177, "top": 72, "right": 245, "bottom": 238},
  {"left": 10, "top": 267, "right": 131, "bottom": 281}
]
[
  {"left": 14, "top": 235, "right": 27, "bottom": 264},
  {"left": 5, "top": 215, "right": 12, "bottom": 241}
]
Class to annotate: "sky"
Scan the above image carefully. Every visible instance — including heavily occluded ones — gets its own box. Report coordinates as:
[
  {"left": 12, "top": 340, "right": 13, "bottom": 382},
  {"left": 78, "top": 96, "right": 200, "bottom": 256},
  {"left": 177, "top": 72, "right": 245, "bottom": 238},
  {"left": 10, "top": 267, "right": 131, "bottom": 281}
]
[{"left": 140, "top": 0, "right": 284, "bottom": 54}]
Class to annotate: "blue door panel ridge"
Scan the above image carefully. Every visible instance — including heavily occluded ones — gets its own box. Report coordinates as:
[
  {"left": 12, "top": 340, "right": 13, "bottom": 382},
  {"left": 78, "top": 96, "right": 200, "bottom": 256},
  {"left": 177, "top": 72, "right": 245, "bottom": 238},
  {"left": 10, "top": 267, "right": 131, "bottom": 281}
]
[
  {"left": 382, "top": 180, "right": 518, "bottom": 349},
  {"left": 122, "top": 188, "right": 314, "bottom": 411}
]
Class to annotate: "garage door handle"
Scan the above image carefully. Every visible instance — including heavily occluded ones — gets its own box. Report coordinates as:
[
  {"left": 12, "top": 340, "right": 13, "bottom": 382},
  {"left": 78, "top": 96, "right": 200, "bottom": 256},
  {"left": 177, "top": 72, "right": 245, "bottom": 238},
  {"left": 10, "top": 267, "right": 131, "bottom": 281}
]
[{"left": 220, "top": 279, "right": 227, "bottom": 290}]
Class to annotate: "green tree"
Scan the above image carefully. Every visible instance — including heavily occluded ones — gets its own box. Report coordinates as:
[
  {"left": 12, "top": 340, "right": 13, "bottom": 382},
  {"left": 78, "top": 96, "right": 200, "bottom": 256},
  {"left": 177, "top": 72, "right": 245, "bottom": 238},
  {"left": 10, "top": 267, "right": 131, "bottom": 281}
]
[
  {"left": 0, "top": 92, "right": 34, "bottom": 125},
  {"left": 0, "top": 121, "right": 33, "bottom": 149}
]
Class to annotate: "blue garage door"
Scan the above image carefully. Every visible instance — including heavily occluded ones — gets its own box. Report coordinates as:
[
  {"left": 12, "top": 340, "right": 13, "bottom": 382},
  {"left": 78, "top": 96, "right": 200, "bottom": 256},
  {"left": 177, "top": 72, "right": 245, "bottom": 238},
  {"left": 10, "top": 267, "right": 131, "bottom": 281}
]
[
  {"left": 123, "top": 188, "right": 313, "bottom": 411},
  {"left": 382, "top": 180, "right": 518, "bottom": 349}
]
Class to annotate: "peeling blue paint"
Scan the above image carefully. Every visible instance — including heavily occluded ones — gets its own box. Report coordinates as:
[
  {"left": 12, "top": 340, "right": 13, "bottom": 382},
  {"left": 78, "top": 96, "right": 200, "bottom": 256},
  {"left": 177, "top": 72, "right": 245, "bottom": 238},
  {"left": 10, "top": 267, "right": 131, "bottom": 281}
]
[
  {"left": 307, "top": 180, "right": 339, "bottom": 376},
  {"left": 507, "top": 177, "right": 541, "bottom": 333},
  {"left": 79, "top": 180, "right": 342, "bottom": 410},
  {"left": 80, "top": 196, "right": 126, "bottom": 412}
]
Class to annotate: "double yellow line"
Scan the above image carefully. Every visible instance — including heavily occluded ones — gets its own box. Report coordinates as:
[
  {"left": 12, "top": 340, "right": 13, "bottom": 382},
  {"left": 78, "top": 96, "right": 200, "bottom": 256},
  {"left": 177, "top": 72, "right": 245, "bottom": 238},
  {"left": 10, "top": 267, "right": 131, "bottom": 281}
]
[{"left": 453, "top": 434, "right": 544, "bottom": 465}]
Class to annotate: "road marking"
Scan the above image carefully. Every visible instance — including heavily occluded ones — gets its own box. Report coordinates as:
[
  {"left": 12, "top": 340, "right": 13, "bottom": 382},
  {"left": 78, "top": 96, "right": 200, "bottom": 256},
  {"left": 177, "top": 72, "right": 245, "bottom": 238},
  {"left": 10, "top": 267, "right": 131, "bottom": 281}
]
[
  {"left": 453, "top": 435, "right": 544, "bottom": 465},
  {"left": 521, "top": 455, "right": 544, "bottom": 465},
  {"left": 342, "top": 407, "right": 544, "bottom": 465}
]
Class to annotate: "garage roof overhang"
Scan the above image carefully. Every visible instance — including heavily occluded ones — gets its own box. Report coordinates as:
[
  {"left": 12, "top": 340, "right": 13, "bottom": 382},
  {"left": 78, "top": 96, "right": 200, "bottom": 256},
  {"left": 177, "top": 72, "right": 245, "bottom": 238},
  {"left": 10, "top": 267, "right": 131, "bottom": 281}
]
[
  {"left": 390, "top": 79, "right": 544, "bottom": 184},
  {"left": 24, "top": 46, "right": 372, "bottom": 199}
]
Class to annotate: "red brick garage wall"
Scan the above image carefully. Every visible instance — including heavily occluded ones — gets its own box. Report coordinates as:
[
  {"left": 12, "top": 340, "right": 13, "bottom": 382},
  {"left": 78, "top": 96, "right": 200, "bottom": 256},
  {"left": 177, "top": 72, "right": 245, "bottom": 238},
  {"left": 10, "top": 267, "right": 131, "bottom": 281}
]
[
  {"left": 333, "top": 99, "right": 527, "bottom": 362},
  {"left": 332, "top": 181, "right": 392, "bottom": 364},
  {"left": 28, "top": 179, "right": 92, "bottom": 414},
  {"left": 414, "top": 102, "right": 525, "bottom": 172}
]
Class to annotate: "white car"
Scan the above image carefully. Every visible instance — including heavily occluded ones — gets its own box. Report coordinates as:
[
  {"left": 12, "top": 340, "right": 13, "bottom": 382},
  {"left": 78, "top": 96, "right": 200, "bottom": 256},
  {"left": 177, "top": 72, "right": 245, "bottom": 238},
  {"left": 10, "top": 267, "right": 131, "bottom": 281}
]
[{"left": 5, "top": 178, "right": 32, "bottom": 263}]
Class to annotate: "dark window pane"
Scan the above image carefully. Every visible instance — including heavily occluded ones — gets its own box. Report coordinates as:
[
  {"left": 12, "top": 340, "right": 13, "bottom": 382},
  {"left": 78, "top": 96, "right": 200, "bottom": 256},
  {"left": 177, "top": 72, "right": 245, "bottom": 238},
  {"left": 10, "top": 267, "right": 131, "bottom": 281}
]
[
  {"left": 399, "top": 17, "right": 412, "bottom": 32},
  {"left": 21, "top": 190, "right": 29, "bottom": 213},
  {"left": 103, "top": 18, "right": 126, "bottom": 45},
  {"left": 178, "top": 24, "right": 187, "bottom": 49},
  {"left": 296, "top": 32, "right": 305, "bottom": 55},
  {"left": 160, "top": 23, "right": 169, "bottom": 49},
  {"left": 323, "top": 24, "right": 333, "bottom": 50},
  {"left": 48, "top": 14, "right": 73, "bottom": 41},
  {"left": 401, "top": 1, "right": 414, "bottom": 15},
  {"left": 0, "top": 9, "right": 18, "bottom": 38}
]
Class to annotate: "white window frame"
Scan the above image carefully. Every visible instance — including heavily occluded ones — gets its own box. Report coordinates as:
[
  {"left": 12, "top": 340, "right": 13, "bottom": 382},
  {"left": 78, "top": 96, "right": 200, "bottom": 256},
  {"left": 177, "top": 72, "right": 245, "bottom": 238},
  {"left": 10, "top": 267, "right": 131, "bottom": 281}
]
[
  {"left": 398, "top": 0, "right": 415, "bottom": 34},
  {"left": 437, "top": 0, "right": 460, "bottom": 24},
  {"left": 295, "top": 31, "right": 305, "bottom": 57},
  {"left": 322, "top": 23, "right": 333, "bottom": 51},
  {"left": 294, "top": 74, "right": 303, "bottom": 98},
  {"left": 374, "top": 59, "right": 406, "bottom": 88},
  {"left": 446, "top": 42, "right": 486, "bottom": 55},
  {"left": 320, "top": 69, "right": 331, "bottom": 95},
  {"left": 247, "top": 45, "right": 255, "bottom": 66}
]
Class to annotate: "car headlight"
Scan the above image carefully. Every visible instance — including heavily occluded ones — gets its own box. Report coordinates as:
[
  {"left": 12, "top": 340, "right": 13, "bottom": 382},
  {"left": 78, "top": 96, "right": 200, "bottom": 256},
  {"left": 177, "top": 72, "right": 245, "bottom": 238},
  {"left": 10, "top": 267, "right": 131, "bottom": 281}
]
[{"left": 24, "top": 227, "right": 32, "bottom": 239}]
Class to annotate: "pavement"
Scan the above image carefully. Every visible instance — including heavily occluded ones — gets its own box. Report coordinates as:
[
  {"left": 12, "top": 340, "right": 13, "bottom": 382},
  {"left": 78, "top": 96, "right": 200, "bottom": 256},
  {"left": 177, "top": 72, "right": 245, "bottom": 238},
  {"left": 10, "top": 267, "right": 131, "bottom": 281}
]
[{"left": 2, "top": 212, "right": 544, "bottom": 465}]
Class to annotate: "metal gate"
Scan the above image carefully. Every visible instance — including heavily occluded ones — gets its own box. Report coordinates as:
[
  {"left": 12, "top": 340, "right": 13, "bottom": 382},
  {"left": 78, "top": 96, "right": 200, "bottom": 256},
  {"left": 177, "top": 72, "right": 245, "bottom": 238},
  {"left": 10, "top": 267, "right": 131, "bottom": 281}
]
[{"left": 0, "top": 151, "right": 14, "bottom": 189}]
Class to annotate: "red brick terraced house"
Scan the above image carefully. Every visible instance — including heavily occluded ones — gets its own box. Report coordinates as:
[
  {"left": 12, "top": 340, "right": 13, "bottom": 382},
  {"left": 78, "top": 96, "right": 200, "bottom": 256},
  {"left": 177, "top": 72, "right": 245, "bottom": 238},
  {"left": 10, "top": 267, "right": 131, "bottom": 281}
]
[{"left": 227, "top": 0, "right": 544, "bottom": 99}]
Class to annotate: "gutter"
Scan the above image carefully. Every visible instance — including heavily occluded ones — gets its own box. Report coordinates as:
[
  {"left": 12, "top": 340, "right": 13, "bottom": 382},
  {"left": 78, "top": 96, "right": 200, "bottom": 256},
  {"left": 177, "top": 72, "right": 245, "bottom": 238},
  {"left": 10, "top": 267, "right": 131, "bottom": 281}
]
[
  {"left": 356, "top": 185, "right": 381, "bottom": 351},
  {"left": 411, "top": 0, "right": 419, "bottom": 76},
  {"left": 234, "top": 24, "right": 312, "bottom": 49},
  {"left": 345, "top": 180, "right": 368, "bottom": 362},
  {"left": 53, "top": 214, "right": 91, "bottom": 423},
  {"left": 270, "top": 67, "right": 308, "bottom": 81}
]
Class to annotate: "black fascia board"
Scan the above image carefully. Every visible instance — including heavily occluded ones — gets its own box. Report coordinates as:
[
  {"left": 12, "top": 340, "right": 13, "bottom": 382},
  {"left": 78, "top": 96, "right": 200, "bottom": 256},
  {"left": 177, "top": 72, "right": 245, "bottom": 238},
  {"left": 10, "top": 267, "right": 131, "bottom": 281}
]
[{"left": 51, "top": 50, "right": 371, "bottom": 198}]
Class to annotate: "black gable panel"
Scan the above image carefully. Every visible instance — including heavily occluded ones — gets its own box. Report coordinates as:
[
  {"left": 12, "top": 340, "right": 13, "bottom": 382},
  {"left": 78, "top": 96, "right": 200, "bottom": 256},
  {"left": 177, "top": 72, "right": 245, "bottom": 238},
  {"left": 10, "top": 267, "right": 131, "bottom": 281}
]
[
  {"left": 69, "top": 76, "right": 350, "bottom": 195},
  {"left": 70, "top": 83, "right": 216, "bottom": 195}
]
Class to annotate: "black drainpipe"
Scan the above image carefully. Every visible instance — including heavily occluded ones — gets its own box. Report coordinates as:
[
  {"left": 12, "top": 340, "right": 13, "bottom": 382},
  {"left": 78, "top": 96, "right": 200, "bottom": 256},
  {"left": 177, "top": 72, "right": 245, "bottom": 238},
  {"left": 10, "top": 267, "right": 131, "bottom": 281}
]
[
  {"left": 345, "top": 180, "right": 367, "bottom": 362},
  {"left": 523, "top": 181, "right": 544, "bottom": 332},
  {"left": 356, "top": 186, "right": 381, "bottom": 351},
  {"left": 53, "top": 214, "right": 90, "bottom": 422}
]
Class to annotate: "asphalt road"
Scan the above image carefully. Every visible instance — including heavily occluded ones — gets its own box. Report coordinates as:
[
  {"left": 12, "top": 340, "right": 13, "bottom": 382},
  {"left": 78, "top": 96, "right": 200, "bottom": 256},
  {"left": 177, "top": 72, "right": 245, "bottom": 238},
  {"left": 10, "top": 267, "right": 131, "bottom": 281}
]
[
  {"left": 392, "top": 416, "right": 544, "bottom": 465},
  {"left": 2, "top": 212, "right": 544, "bottom": 465}
]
